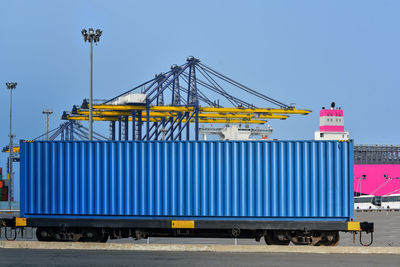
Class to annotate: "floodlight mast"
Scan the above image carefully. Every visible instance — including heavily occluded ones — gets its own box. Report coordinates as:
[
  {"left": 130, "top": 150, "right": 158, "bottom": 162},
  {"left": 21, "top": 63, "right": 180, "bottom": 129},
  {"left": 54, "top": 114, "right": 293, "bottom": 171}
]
[
  {"left": 42, "top": 109, "right": 53, "bottom": 140},
  {"left": 81, "top": 28, "right": 102, "bottom": 140},
  {"left": 5, "top": 82, "right": 17, "bottom": 210}
]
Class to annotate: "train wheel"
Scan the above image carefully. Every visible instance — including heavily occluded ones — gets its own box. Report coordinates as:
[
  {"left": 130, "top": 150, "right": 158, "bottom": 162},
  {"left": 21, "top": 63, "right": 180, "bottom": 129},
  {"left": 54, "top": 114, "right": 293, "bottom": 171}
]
[
  {"left": 79, "top": 228, "right": 108, "bottom": 243},
  {"left": 36, "top": 227, "right": 56, "bottom": 241},
  {"left": 264, "top": 231, "right": 290, "bottom": 245},
  {"left": 317, "top": 231, "right": 340, "bottom": 246},
  {"left": 100, "top": 232, "right": 109, "bottom": 243}
]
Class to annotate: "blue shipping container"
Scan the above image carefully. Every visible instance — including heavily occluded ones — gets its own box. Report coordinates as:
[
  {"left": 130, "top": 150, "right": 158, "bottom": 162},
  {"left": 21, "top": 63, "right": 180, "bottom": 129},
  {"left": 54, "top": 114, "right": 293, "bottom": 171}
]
[{"left": 20, "top": 140, "right": 354, "bottom": 221}]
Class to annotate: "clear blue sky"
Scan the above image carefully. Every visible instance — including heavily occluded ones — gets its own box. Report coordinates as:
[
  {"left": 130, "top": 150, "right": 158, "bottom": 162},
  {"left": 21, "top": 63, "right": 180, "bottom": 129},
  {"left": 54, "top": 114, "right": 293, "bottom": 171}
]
[{"left": 1, "top": 0, "right": 399, "bottom": 176}]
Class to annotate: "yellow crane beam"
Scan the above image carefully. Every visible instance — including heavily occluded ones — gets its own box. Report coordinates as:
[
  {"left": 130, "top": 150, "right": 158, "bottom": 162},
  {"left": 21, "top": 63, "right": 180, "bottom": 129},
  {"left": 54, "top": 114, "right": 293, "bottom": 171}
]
[
  {"left": 74, "top": 109, "right": 288, "bottom": 120},
  {"left": 91, "top": 104, "right": 311, "bottom": 115},
  {"left": 64, "top": 115, "right": 266, "bottom": 124},
  {"left": 3, "top": 146, "right": 20, "bottom": 153},
  {"left": 77, "top": 110, "right": 172, "bottom": 117},
  {"left": 201, "top": 107, "right": 310, "bottom": 115}
]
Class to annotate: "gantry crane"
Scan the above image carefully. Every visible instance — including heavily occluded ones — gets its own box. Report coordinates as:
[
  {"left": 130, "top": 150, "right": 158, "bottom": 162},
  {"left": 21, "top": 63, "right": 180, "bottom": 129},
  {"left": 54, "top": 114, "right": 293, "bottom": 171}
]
[
  {"left": 62, "top": 57, "right": 311, "bottom": 141},
  {"left": 2, "top": 121, "right": 108, "bottom": 156}
]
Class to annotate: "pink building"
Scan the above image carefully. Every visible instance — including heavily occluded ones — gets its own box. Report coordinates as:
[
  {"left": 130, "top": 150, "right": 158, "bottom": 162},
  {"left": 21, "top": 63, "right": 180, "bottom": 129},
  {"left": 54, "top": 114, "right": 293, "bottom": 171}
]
[
  {"left": 354, "top": 146, "right": 400, "bottom": 196},
  {"left": 315, "top": 102, "right": 400, "bottom": 196}
]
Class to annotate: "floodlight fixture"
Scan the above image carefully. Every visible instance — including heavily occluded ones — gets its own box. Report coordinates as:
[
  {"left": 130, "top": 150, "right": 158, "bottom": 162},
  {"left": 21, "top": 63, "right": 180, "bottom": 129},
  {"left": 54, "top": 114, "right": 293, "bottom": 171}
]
[{"left": 6, "top": 82, "right": 17, "bottom": 89}]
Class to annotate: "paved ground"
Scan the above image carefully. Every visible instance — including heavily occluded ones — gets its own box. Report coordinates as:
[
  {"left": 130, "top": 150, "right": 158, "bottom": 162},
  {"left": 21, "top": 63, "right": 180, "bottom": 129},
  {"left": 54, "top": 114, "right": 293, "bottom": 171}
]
[
  {"left": 0, "top": 249, "right": 399, "bottom": 267},
  {"left": 341, "top": 211, "right": 400, "bottom": 247},
  {"left": 0, "top": 211, "right": 399, "bottom": 266},
  {"left": 107, "top": 211, "right": 400, "bottom": 247}
]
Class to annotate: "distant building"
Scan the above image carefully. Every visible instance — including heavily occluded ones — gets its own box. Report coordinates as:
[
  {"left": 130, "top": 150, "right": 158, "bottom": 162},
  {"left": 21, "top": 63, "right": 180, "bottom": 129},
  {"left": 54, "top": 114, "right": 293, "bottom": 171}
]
[{"left": 354, "top": 145, "right": 400, "bottom": 196}]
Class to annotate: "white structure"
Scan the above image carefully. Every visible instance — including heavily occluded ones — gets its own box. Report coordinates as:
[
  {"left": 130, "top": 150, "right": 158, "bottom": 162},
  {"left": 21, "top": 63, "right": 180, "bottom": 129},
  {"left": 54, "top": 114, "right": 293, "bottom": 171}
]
[
  {"left": 355, "top": 194, "right": 400, "bottom": 211},
  {"left": 111, "top": 93, "right": 147, "bottom": 105},
  {"left": 199, "top": 124, "right": 273, "bottom": 140},
  {"left": 314, "top": 102, "right": 349, "bottom": 141}
]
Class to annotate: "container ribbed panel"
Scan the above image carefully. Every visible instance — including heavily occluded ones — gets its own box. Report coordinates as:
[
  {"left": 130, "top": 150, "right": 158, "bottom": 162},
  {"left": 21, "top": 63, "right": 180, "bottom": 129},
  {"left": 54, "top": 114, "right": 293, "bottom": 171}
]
[{"left": 20, "top": 140, "right": 353, "bottom": 220}]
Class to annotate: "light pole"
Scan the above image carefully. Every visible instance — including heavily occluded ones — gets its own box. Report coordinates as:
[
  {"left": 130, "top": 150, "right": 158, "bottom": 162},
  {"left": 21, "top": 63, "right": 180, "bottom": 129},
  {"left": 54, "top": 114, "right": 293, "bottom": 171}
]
[
  {"left": 81, "top": 28, "right": 102, "bottom": 140},
  {"left": 356, "top": 175, "right": 367, "bottom": 196},
  {"left": 5, "top": 82, "right": 17, "bottom": 210},
  {"left": 42, "top": 109, "right": 53, "bottom": 140}
]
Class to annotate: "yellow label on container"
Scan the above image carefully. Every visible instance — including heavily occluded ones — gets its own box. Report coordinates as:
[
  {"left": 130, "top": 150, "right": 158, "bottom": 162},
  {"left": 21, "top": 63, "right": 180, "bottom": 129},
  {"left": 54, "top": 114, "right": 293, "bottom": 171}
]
[
  {"left": 15, "top": 217, "right": 27, "bottom": 227},
  {"left": 171, "top": 220, "right": 195, "bottom": 229},
  {"left": 347, "top": 221, "right": 360, "bottom": 231}
]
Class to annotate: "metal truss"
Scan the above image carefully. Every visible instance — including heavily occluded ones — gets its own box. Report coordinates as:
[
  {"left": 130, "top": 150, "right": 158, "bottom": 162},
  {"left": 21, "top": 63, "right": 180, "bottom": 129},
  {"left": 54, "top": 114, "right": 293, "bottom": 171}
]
[
  {"left": 2, "top": 121, "right": 108, "bottom": 157},
  {"left": 63, "top": 57, "right": 311, "bottom": 141}
]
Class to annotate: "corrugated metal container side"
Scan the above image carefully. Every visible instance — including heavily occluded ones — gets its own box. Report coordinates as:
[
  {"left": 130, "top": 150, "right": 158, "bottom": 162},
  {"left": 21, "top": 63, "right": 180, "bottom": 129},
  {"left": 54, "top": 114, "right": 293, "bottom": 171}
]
[{"left": 20, "top": 140, "right": 354, "bottom": 221}]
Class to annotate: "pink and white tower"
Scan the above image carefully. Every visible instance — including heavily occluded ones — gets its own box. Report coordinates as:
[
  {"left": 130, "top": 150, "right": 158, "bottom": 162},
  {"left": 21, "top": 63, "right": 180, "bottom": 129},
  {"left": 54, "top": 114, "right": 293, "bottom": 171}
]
[{"left": 314, "top": 102, "right": 349, "bottom": 140}]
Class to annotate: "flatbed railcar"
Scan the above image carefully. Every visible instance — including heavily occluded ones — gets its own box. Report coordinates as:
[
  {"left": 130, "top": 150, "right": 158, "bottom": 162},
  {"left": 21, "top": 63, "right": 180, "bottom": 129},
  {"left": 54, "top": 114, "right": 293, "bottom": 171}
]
[{"left": 2, "top": 140, "right": 373, "bottom": 245}]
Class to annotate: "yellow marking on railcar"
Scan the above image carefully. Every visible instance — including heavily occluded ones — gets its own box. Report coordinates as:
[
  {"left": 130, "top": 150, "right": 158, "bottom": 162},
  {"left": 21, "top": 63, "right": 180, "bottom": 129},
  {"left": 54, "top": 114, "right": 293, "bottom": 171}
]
[
  {"left": 348, "top": 221, "right": 361, "bottom": 231},
  {"left": 171, "top": 220, "right": 195, "bottom": 229},
  {"left": 15, "top": 217, "right": 27, "bottom": 227}
]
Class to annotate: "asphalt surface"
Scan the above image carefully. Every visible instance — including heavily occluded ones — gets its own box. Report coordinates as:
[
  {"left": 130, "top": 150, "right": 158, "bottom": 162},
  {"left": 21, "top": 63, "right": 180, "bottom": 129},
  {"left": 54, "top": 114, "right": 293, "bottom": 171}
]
[
  {"left": 0, "top": 211, "right": 399, "bottom": 266},
  {"left": 0, "top": 249, "right": 399, "bottom": 267},
  {"left": 341, "top": 211, "right": 400, "bottom": 247}
]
